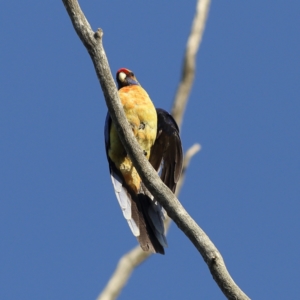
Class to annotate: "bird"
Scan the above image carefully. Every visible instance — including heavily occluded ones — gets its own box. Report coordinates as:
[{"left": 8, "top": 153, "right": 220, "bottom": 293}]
[{"left": 104, "top": 68, "right": 183, "bottom": 254}]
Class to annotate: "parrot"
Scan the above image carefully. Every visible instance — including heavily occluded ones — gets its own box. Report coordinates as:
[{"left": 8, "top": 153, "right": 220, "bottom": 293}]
[{"left": 104, "top": 68, "right": 183, "bottom": 254}]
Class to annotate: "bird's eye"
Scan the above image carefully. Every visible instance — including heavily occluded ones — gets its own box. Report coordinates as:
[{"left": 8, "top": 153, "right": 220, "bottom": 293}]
[{"left": 129, "top": 72, "right": 134, "bottom": 77}]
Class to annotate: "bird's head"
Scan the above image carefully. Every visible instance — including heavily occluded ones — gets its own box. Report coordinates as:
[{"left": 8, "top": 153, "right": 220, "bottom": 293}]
[{"left": 116, "top": 68, "right": 140, "bottom": 89}]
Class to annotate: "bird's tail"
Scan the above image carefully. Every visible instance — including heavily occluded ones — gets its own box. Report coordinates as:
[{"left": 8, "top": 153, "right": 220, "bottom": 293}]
[{"left": 130, "top": 186, "right": 167, "bottom": 254}]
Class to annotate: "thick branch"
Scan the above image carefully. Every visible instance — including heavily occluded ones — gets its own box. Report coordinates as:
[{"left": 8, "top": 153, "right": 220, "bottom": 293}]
[
  {"left": 171, "top": 0, "right": 211, "bottom": 129},
  {"left": 62, "top": 1, "right": 250, "bottom": 299}
]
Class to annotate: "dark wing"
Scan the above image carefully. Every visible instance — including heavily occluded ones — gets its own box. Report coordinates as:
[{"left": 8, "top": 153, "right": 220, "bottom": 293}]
[{"left": 149, "top": 108, "right": 183, "bottom": 193}]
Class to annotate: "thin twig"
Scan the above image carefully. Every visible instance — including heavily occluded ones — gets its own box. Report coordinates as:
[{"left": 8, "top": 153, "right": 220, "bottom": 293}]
[
  {"left": 97, "top": 247, "right": 150, "bottom": 300},
  {"left": 171, "top": 0, "right": 211, "bottom": 129},
  {"left": 175, "top": 143, "right": 201, "bottom": 194},
  {"left": 62, "top": 1, "right": 250, "bottom": 299}
]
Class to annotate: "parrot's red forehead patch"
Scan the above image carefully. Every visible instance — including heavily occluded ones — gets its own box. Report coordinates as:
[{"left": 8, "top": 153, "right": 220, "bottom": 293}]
[{"left": 117, "top": 68, "right": 131, "bottom": 75}]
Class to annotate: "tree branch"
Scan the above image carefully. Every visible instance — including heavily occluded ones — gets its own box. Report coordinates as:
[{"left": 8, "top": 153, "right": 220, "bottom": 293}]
[
  {"left": 171, "top": 0, "right": 211, "bottom": 129},
  {"left": 97, "top": 246, "right": 150, "bottom": 300},
  {"left": 62, "top": 0, "right": 250, "bottom": 299}
]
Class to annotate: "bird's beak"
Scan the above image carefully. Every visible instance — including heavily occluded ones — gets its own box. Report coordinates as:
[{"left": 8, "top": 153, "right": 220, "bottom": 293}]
[{"left": 126, "top": 76, "right": 140, "bottom": 86}]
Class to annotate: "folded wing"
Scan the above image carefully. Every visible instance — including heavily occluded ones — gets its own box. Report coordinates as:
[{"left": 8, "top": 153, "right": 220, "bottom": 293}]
[{"left": 149, "top": 108, "right": 183, "bottom": 193}]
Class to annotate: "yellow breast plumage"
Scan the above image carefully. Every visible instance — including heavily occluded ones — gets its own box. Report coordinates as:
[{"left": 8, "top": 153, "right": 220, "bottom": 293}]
[{"left": 108, "top": 85, "right": 157, "bottom": 192}]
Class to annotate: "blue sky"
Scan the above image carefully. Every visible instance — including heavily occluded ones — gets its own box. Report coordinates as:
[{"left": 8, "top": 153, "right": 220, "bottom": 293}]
[{"left": 1, "top": 1, "right": 299, "bottom": 299}]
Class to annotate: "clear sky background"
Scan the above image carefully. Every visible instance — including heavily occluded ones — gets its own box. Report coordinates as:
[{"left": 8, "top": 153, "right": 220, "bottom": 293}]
[{"left": 1, "top": 1, "right": 299, "bottom": 299}]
